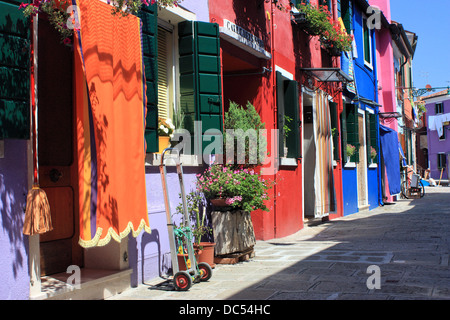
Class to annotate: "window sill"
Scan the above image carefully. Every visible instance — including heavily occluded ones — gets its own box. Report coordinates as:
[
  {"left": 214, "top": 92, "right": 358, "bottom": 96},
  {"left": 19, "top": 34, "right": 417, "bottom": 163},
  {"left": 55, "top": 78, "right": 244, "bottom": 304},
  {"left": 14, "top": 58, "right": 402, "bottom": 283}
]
[
  {"left": 364, "top": 60, "right": 373, "bottom": 70},
  {"left": 145, "top": 153, "right": 202, "bottom": 167},
  {"left": 280, "top": 157, "right": 298, "bottom": 167},
  {"left": 368, "top": 163, "right": 378, "bottom": 169},
  {"left": 344, "top": 162, "right": 356, "bottom": 168}
]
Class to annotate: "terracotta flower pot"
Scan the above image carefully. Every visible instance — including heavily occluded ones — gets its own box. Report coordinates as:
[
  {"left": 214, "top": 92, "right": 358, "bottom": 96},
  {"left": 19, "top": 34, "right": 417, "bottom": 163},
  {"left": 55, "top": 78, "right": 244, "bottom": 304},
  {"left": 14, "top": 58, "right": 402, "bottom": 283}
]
[
  {"left": 177, "top": 251, "right": 200, "bottom": 271},
  {"left": 210, "top": 198, "right": 229, "bottom": 207},
  {"left": 194, "top": 242, "right": 216, "bottom": 268}
]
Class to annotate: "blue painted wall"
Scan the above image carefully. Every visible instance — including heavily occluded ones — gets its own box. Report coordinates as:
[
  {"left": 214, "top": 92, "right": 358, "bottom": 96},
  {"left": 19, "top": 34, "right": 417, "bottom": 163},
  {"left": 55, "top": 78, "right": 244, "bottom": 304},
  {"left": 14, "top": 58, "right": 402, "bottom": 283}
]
[{"left": 341, "top": 1, "right": 380, "bottom": 215}]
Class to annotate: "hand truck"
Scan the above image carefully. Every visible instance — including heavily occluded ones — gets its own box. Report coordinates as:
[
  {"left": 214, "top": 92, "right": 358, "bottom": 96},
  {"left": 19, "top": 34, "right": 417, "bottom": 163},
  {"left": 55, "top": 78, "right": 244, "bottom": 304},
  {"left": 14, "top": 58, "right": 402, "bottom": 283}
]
[{"left": 159, "top": 148, "right": 212, "bottom": 291}]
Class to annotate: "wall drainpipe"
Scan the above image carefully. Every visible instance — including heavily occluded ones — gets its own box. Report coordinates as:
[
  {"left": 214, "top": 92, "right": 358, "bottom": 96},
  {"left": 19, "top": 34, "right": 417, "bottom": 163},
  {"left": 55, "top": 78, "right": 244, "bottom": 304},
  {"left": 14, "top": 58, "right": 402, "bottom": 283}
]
[{"left": 271, "top": 0, "right": 277, "bottom": 239}]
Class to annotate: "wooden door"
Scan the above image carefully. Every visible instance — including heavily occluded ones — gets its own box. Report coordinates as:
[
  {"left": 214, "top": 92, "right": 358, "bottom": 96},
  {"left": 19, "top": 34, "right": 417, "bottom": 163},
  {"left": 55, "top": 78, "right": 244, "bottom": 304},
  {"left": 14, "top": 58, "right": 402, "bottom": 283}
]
[{"left": 37, "top": 18, "right": 82, "bottom": 276}]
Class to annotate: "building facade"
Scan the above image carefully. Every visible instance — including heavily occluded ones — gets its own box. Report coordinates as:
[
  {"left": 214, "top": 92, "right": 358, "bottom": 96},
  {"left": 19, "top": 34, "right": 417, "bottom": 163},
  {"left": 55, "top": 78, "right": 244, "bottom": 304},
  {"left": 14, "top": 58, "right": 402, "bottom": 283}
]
[
  {"left": 423, "top": 92, "right": 450, "bottom": 182},
  {"left": 0, "top": 0, "right": 419, "bottom": 300}
]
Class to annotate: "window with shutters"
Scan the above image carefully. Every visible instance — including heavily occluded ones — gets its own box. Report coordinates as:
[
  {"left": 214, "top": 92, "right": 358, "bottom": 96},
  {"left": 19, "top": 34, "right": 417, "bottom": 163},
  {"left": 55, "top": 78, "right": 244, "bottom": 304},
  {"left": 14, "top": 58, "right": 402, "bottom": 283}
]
[
  {"left": 276, "top": 71, "right": 301, "bottom": 160},
  {"left": 435, "top": 103, "right": 444, "bottom": 115},
  {"left": 179, "top": 21, "right": 223, "bottom": 155},
  {"left": 329, "top": 101, "right": 340, "bottom": 161},
  {"left": 341, "top": 102, "right": 359, "bottom": 163}
]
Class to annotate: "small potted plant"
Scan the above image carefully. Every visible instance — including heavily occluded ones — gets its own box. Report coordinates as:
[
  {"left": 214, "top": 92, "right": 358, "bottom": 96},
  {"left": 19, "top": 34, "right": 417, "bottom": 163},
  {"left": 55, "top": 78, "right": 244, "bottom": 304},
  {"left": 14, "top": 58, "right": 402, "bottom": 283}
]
[
  {"left": 157, "top": 118, "right": 175, "bottom": 153},
  {"left": 346, "top": 144, "right": 356, "bottom": 163},
  {"left": 370, "top": 146, "right": 377, "bottom": 164}
]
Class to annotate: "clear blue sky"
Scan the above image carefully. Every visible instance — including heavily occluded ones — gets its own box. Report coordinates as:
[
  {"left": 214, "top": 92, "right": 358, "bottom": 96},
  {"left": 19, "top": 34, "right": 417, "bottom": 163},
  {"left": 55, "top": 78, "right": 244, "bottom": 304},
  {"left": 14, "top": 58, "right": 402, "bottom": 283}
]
[{"left": 390, "top": 0, "right": 450, "bottom": 91}]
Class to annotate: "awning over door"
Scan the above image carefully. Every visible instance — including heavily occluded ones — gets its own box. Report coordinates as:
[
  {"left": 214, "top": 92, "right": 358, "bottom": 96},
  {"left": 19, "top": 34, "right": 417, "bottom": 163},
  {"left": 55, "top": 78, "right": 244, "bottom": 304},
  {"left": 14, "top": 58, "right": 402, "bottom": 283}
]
[
  {"left": 74, "top": 0, "right": 150, "bottom": 248},
  {"left": 379, "top": 125, "right": 401, "bottom": 195}
]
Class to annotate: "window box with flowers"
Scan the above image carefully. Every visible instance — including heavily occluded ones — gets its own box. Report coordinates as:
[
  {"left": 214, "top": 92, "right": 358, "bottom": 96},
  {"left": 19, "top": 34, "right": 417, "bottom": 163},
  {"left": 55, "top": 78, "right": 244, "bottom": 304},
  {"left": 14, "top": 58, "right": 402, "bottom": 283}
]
[{"left": 292, "top": 2, "right": 353, "bottom": 56}]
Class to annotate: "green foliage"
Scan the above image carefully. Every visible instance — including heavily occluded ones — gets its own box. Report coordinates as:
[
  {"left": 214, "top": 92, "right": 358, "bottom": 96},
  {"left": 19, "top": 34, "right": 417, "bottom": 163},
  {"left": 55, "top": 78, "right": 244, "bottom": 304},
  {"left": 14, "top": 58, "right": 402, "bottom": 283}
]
[
  {"left": 297, "top": 2, "right": 353, "bottom": 52},
  {"left": 346, "top": 144, "right": 356, "bottom": 157},
  {"left": 175, "top": 191, "right": 211, "bottom": 245},
  {"left": 283, "top": 115, "right": 293, "bottom": 138},
  {"left": 224, "top": 101, "right": 267, "bottom": 167},
  {"left": 196, "top": 164, "right": 274, "bottom": 213},
  {"left": 21, "top": 0, "right": 74, "bottom": 45}
]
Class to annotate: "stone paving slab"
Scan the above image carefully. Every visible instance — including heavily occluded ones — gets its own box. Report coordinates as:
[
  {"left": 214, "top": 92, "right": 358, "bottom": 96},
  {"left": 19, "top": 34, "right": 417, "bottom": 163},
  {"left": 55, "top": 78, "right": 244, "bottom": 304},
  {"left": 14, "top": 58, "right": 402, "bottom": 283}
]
[{"left": 109, "top": 187, "right": 450, "bottom": 301}]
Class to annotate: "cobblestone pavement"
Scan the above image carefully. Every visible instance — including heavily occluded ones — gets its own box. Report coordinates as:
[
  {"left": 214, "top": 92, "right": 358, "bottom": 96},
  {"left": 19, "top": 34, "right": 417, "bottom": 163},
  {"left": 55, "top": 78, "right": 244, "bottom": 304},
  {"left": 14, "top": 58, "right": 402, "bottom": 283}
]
[{"left": 109, "top": 186, "right": 450, "bottom": 300}]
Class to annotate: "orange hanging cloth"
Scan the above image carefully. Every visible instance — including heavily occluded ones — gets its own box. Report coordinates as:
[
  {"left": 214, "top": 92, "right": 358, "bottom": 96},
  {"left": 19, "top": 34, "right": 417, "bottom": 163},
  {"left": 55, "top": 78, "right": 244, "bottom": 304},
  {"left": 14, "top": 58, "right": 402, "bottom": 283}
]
[{"left": 74, "top": 0, "right": 150, "bottom": 247}]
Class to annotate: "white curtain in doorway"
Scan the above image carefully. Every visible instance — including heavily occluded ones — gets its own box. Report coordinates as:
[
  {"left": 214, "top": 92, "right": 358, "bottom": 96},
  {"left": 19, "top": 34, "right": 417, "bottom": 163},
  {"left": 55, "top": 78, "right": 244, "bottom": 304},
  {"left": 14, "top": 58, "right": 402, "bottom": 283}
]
[{"left": 313, "top": 91, "right": 337, "bottom": 217}]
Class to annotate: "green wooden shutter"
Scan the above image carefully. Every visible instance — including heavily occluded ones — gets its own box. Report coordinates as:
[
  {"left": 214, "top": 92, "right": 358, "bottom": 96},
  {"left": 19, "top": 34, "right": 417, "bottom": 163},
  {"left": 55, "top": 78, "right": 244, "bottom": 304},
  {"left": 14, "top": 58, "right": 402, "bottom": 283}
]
[
  {"left": 341, "top": 101, "right": 348, "bottom": 161},
  {"left": 276, "top": 71, "right": 285, "bottom": 158},
  {"left": 341, "top": 0, "right": 352, "bottom": 34},
  {"left": 346, "top": 103, "right": 359, "bottom": 163},
  {"left": 365, "top": 111, "right": 378, "bottom": 164},
  {"left": 329, "top": 101, "right": 339, "bottom": 161},
  {"left": 369, "top": 112, "right": 378, "bottom": 163},
  {"left": 179, "top": 21, "right": 222, "bottom": 154},
  {"left": 0, "top": 0, "right": 31, "bottom": 139},
  {"left": 139, "top": 4, "right": 158, "bottom": 153},
  {"left": 284, "top": 80, "right": 301, "bottom": 159}
]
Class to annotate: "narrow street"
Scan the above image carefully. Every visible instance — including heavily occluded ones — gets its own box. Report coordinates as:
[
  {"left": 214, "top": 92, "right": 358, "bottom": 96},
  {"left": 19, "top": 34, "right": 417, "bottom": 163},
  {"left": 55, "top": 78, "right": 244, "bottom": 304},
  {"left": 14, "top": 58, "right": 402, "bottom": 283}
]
[{"left": 110, "top": 186, "right": 450, "bottom": 300}]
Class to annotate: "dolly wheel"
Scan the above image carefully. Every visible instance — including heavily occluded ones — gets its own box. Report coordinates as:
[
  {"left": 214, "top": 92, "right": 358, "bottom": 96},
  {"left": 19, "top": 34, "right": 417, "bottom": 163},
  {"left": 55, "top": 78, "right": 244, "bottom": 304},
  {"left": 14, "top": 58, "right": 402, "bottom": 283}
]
[
  {"left": 173, "top": 271, "right": 192, "bottom": 291},
  {"left": 198, "top": 262, "right": 213, "bottom": 282}
]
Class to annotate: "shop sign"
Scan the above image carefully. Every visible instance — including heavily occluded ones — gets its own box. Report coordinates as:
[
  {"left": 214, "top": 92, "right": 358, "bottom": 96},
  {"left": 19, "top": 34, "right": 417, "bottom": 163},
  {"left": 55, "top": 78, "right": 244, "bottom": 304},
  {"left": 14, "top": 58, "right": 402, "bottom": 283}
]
[{"left": 219, "top": 19, "right": 271, "bottom": 59}]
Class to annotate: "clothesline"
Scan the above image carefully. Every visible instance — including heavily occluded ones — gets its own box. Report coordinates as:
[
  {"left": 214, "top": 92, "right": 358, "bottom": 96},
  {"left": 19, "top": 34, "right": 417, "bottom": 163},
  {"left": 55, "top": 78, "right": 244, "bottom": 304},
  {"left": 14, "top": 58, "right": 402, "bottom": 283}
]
[{"left": 428, "top": 112, "right": 450, "bottom": 137}]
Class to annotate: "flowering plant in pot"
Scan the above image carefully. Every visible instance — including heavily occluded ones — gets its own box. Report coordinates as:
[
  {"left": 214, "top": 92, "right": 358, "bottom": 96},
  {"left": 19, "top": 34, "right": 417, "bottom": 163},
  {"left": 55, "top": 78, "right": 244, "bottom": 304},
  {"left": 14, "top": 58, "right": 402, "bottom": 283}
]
[
  {"left": 294, "top": 2, "right": 352, "bottom": 55},
  {"left": 196, "top": 164, "right": 274, "bottom": 213},
  {"left": 346, "top": 144, "right": 356, "bottom": 162},
  {"left": 370, "top": 146, "right": 377, "bottom": 163}
]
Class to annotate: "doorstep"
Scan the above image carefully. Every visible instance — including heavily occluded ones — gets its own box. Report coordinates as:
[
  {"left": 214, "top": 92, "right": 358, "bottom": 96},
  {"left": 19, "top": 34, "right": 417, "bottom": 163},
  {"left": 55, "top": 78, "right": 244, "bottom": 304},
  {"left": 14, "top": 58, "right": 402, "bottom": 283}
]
[
  {"left": 30, "top": 268, "right": 132, "bottom": 300},
  {"left": 358, "top": 204, "right": 370, "bottom": 212}
]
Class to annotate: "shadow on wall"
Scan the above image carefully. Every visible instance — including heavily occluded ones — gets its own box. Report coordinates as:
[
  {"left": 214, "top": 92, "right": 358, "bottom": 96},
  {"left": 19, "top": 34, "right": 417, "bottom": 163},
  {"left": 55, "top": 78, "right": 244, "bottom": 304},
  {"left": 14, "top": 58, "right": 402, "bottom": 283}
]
[{"left": 0, "top": 141, "right": 29, "bottom": 280}]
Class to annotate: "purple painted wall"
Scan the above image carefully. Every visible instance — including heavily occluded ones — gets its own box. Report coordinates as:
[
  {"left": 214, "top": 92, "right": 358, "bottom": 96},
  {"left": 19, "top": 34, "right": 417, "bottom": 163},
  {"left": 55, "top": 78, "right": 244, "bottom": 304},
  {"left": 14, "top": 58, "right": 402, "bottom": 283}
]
[
  {"left": 0, "top": 140, "right": 30, "bottom": 300},
  {"left": 180, "top": 0, "right": 210, "bottom": 22},
  {"left": 127, "top": 1, "right": 211, "bottom": 286},
  {"left": 129, "top": 164, "right": 205, "bottom": 285},
  {"left": 426, "top": 97, "right": 450, "bottom": 180}
]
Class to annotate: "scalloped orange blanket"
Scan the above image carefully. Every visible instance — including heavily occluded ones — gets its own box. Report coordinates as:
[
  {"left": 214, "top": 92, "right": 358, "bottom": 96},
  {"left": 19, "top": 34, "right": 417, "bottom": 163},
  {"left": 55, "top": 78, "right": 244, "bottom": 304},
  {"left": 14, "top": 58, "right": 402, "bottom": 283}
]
[{"left": 74, "top": 0, "right": 150, "bottom": 248}]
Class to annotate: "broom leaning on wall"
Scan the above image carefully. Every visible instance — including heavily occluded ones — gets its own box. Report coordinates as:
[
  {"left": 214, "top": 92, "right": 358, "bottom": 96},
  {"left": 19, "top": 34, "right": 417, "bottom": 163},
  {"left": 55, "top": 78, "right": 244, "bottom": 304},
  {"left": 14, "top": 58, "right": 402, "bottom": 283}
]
[{"left": 23, "top": 14, "right": 52, "bottom": 236}]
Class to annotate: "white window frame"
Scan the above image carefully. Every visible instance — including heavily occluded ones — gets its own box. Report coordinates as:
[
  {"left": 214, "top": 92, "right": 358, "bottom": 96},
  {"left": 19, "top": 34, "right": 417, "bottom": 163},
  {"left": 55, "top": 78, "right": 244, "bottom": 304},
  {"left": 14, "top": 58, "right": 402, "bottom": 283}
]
[{"left": 362, "top": 15, "right": 373, "bottom": 70}]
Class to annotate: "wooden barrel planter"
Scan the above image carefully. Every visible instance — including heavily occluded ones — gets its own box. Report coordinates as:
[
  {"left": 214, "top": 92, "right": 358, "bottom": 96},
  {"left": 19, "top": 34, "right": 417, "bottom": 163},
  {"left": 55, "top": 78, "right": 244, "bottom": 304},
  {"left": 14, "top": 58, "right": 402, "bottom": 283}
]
[{"left": 211, "top": 209, "right": 256, "bottom": 264}]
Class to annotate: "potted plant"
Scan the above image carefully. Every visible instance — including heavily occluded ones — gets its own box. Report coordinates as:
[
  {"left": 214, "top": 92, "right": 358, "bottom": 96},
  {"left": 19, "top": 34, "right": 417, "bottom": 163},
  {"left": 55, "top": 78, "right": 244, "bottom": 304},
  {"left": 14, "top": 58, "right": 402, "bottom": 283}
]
[
  {"left": 346, "top": 144, "right": 356, "bottom": 163},
  {"left": 157, "top": 118, "right": 175, "bottom": 153},
  {"left": 293, "top": 2, "right": 352, "bottom": 55},
  {"left": 370, "top": 146, "right": 377, "bottom": 164},
  {"left": 196, "top": 164, "right": 273, "bottom": 213},
  {"left": 175, "top": 191, "right": 215, "bottom": 268},
  {"left": 224, "top": 101, "right": 267, "bottom": 168}
]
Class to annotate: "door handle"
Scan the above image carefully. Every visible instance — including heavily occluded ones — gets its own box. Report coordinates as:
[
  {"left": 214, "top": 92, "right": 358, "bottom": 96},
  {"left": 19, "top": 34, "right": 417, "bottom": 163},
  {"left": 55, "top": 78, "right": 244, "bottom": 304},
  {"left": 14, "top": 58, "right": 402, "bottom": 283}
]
[{"left": 49, "top": 168, "right": 63, "bottom": 183}]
